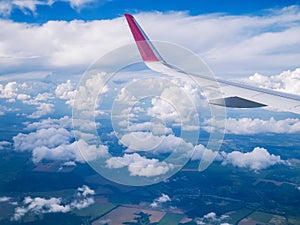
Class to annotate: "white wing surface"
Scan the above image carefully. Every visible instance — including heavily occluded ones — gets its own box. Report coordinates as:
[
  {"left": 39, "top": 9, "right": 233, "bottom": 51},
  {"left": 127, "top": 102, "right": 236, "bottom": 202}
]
[{"left": 125, "top": 14, "right": 300, "bottom": 115}]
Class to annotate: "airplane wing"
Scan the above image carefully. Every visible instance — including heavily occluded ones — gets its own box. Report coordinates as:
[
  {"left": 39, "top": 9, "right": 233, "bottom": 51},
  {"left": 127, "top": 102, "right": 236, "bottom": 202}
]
[{"left": 124, "top": 14, "right": 300, "bottom": 115}]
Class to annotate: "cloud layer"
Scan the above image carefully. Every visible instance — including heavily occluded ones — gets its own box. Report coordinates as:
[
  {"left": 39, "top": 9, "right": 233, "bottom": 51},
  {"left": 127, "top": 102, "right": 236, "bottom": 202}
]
[
  {"left": 1, "top": 7, "right": 300, "bottom": 76},
  {"left": 204, "top": 117, "right": 300, "bottom": 135}
]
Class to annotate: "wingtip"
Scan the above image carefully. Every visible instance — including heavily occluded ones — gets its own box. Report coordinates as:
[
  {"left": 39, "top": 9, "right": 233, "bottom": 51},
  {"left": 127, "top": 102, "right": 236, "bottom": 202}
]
[
  {"left": 124, "top": 13, "right": 133, "bottom": 19},
  {"left": 124, "top": 12, "right": 161, "bottom": 62}
]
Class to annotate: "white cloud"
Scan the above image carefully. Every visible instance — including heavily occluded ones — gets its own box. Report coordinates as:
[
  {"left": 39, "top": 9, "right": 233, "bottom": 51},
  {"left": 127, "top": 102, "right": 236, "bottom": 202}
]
[
  {"left": 27, "top": 102, "right": 54, "bottom": 118},
  {"left": 97, "top": 219, "right": 111, "bottom": 225},
  {"left": 0, "top": 17, "right": 129, "bottom": 73},
  {"left": 120, "top": 132, "right": 184, "bottom": 154},
  {"left": 126, "top": 122, "right": 172, "bottom": 135},
  {"left": 63, "top": 161, "right": 76, "bottom": 166},
  {"left": 66, "top": 0, "right": 95, "bottom": 9},
  {"left": 147, "top": 83, "right": 200, "bottom": 124},
  {"left": 191, "top": 144, "right": 221, "bottom": 162},
  {"left": 73, "top": 72, "right": 108, "bottom": 114},
  {"left": 106, "top": 153, "right": 174, "bottom": 177},
  {"left": 11, "top": 185, "right": 95, "bottom": 221},
  {"left": 55, "top": 80, "right": 76, "bottom": 106},
  {"left": 70, "top": 185, "right": 95, "bottom": 210},
  {"left": 0, "top": 1, "right": 11, "bottom": 16},
  {"left": 13, "top": 127, "right": 72, "bottom": 152},
  {"left": 0, "top": 81, "right": 57, "bottom": 118},
  {"left": 0, "top": 141, "right": 10, "bottom": 150},
  {"left": 114, "top": 76, "right": 205, "bottom": 132},
  {"left": 0, "top": 104, "right": 19, "bottom": 116},
  {"left": 150, "top": 193, "right": 171, "bottom": 208},
  {"left": 24, "top": 134, "right": 107, "bottom": 164},
  {"left": 195, "top": 212, "right": 230, "bottom": 225},
  {"left": 203, "top": 117, "right": 300, "bottom": 135},
  {"left": 192, "top": 145, "right": 285, "bottom": 171},
  {"left": 13, "top": 117, "right": 108, "bottom": 164},
  {"left": 0, "top": 8, "right": 299, "bottom": 76},
  {"left": 24, "top": 116, "right": 72, "bottom": 130},
  {"left": 0, "top": 81, "right": 53, "bottom": 101},
  {"left": 248, "top": 68, "right": 300, "bottom": 96},
  {"left": 77, "top": 185, "right": 95, "bottom": 197},
  {"left": 221, "top": 147, "right": 284, "bottom": 171},
  {"left": 0, "top": 196, "right": 11, "bottom": 202},
  {"left": 0, "top": 0, "right": 97, "bottom": 16},
  {"left": 0, "top": 82, "right": 21, "bottom": 100},
  {"left": 23, "top": 92, "right": 55, "bottom": 118}
]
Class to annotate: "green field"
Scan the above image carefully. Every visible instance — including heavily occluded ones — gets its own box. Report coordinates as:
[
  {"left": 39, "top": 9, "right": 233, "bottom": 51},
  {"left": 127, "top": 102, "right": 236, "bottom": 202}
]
[
  {"left": 73, "top": 202, "right": 116, "bottom": 220},
  {"left": 288, "top": 217, "right": 300, "bottom": 225},
  {"left": 157, "top": 213, "right": 184, "bottom": 225},
  {"left": 249, "top": 211, "right": 275, "bottom": 223},
  {"left": 226, "top": 208, "right": 253, "bottom": 224}
]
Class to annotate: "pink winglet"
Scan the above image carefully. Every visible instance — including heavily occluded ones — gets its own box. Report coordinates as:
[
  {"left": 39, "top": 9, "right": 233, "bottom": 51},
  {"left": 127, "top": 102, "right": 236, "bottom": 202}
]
[{"left": 125, "top": 14, "right": 160, "bottom": 62}]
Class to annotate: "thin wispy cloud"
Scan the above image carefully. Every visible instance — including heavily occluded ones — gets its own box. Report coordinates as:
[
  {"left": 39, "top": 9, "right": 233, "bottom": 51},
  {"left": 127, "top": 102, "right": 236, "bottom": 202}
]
[{"left": 0, "top": 0, "right": 99, "bottom": 16}]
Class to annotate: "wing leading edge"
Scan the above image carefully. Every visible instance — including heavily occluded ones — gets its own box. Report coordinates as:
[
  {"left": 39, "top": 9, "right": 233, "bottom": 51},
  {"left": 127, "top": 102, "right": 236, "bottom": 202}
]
[{"left": 124, "top": 14, "right": 300, "bottom": 115}]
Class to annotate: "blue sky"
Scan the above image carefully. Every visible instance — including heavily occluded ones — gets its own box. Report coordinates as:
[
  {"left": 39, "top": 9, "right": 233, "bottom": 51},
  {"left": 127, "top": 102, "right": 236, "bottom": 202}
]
[{"left": 1, "top": 0, "right": 300, "bottom": 23}]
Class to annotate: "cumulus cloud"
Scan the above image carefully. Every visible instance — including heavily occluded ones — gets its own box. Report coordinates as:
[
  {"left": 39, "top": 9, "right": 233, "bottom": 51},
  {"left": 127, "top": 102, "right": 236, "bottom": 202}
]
[
  {"left": 195, "top": 212, "right": 230, "bottom": 225},
  {"left": 77, "top": 185, "right": 95, "bottom": 197},
  {"left": 0, "top": 17, "right": 129, "bottom": 73},
  {"left": 13, "top": 116, "right": 108, "bottom": 164},
  {"left": 23, "top": 92, "right": 55, "bottom": 118},
  {"left": 146, "top": 82, "right": 202, "bottom": 125},
  {"left": 106, "top": 153, "right": 174, "bottom": 177},
  {"left": 0, "top": 80, "right": 57, "bottom": 118},
  {"left": 11, "top": 185, "right": 95, "bottom": 221},
  {"left": 248, "top": 68, "right": 300, "bottom": 96},
  {"left": 63, "top": 161, "right": 76, "bottom": 166},
  {"left": 191, "top": 145, "right": 285, "bottom": 171},
  {"left": 13, "top": 127, "right": 72, "bottom": 152},
  {"left": 27, "top": 102, "right": 54, "bottom": 119},
  {"left": 150, "top": 194, "right": 171, "bottom": 208},
  {"left": 120, "top": 132, "right": 185, "bottom": 154},
  {"left": 55, "top": 80, "right": 77, "bottom": 106},
  {"left": 203, "top": 117, "right": 300, "bottom": 135},
  {"left": 221, "top": 147, "right": 284, "bottom": 171},
  {"left": 73, "top": 72, "right": 108, "bottom": 115},
  {"left": 0, "top": 141, "right": 10, "bottom": 150},
  {"left": 31, "top": 139, "right": 108, "bottom": 164},
  {"left": 191, "top": 144, "right": 221, "bottom": 162},
  {"left": 24, "top": 116, "right": 72, "bottom": 131},
  {"left": 0, "top": 82, "right": 30, "bottom": 101},
  {"left": 114, "top": 76, "right": 205, "bottom": 135},
  {"left": 0, "top": 196, "right": 11, "bottom": 202}
]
